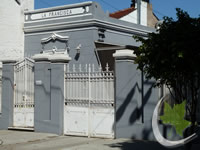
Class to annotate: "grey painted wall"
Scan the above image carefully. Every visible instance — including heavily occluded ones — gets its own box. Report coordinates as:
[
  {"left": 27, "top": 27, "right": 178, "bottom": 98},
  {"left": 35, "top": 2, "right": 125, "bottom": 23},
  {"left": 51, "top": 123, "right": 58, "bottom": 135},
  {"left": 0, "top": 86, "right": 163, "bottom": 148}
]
[
  {"left": 114, "top": 58, "right": 182, "bottom": 140},
  {"left": 24, "top": 27, "right": 141, "bottom": 67},
  {"left": 0, "top": 64, "right": 14, "bottom": 129},
  {"left": 24, "top": 1, "right": 155, "bottom": 68},
  {"left": 115, "top": 59, "right": 143, "bottom": 139},
  {"left": 114, "top": 58, "right": 155, "bottom": 140},
  {"left": 25, "top": 29, "right": 98, "bottom": 66},
  {"left": 34, "top": 62, "right": 65, "bottom": 135},
  {"left": 23, "top": 1, "right": 167, "bottom": 140},
  {"left": 24, "top": 1, "right": 154, "bottom": 34}
]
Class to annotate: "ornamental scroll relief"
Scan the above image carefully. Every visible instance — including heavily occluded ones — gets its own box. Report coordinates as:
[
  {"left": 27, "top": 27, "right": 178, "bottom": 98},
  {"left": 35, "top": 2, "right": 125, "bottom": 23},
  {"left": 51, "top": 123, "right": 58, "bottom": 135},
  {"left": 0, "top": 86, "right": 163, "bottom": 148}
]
[{"left": 40, "top": 33, "right": 70, "bottom": 55}]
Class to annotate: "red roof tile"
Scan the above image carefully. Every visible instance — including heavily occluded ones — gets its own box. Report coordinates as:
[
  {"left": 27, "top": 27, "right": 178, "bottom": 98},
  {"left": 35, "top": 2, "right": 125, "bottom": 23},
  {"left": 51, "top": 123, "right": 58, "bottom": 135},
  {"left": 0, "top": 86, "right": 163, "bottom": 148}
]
[{"left": 109, "top": 7, "right": 136, "bottom": 19}]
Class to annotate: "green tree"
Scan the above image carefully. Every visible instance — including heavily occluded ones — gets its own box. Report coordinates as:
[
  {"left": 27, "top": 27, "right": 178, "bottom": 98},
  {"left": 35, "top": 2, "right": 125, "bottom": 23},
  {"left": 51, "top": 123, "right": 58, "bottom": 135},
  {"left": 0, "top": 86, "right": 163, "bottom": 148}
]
[{"left": 134, "top": 9, "right": 200, "bottom": 135}]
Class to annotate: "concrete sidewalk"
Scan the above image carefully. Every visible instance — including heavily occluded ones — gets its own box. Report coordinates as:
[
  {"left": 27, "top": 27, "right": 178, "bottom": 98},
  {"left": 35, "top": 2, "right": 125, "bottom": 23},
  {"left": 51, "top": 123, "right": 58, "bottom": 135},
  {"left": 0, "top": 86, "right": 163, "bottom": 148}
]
[{"left": 0, "top": 130, "right": 197, "bottom": 150}]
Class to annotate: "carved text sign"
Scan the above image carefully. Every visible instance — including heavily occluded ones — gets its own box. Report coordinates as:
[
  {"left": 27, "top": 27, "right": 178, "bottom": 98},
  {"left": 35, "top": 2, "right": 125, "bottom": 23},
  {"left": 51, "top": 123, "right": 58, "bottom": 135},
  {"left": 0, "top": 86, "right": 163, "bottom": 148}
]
[{"left": 30, "top": 7, "right": 89, "bottom": 20}]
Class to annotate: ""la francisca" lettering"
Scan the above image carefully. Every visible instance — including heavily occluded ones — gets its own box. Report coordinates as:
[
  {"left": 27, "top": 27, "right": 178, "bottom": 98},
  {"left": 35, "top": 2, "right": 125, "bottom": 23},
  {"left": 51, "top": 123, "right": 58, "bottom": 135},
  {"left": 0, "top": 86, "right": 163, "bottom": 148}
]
[
  {"left": 41, "top": 9, "right": 73, "bottom": 18},
  {"left": 30, "top": 7, "right": 87, "bottom": 20}
]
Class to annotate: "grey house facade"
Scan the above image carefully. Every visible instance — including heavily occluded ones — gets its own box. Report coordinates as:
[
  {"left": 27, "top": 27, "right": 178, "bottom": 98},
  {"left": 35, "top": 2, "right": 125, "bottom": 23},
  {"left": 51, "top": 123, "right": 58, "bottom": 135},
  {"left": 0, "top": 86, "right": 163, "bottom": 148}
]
[{"left": 0, "top": 1, "right": 166, "bottom": 140}]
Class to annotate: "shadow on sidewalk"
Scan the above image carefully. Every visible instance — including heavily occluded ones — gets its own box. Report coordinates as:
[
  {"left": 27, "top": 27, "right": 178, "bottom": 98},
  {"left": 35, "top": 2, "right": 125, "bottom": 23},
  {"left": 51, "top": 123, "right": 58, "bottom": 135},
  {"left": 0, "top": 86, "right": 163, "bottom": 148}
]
[{"left": 106, "top": 140, "right": 187, "bottom": 150}]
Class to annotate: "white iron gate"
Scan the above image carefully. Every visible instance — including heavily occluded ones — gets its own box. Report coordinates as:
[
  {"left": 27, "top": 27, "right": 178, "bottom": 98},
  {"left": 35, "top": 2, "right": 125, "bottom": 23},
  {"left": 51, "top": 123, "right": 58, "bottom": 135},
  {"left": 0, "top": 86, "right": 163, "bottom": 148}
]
[
  {"left": 64, "top": 64, "right": 115, "bottom": 138},
  {"left": 13, "top": 58, "right": 34, "bottom": 128}
]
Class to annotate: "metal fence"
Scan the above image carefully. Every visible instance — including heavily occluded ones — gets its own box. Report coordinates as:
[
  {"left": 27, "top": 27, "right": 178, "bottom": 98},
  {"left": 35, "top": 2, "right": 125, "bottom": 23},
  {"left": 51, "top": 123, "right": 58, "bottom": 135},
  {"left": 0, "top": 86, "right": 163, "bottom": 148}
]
[
  {"left": 14, "top": 58, "right": 34, "bottom": 108},
  {"left": 65, "top": 64, "right": 114, "bottom": 107}
]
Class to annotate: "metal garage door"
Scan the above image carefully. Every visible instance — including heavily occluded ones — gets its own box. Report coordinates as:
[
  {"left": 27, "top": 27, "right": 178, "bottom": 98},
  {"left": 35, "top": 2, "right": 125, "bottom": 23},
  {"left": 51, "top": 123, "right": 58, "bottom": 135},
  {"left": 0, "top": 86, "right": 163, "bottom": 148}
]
[
  {"left": 64, "top": 64, "right": 115, "bottom": 138},
  {"left": 13, "top": 58, "right": 34, "bottom": 128}
]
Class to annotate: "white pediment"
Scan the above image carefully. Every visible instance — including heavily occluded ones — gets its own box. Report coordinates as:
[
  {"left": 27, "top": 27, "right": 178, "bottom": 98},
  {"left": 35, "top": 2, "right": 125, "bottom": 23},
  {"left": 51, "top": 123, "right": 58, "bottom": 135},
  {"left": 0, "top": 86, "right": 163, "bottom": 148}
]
[{"left": 41, "top": 33, "right": 69, "bottom": 44}]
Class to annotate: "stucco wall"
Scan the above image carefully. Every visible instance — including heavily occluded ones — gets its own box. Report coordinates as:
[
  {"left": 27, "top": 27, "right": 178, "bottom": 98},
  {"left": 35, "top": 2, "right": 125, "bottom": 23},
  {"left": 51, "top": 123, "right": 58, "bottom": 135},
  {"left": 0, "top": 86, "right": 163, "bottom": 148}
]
[
  {"left": 25, "top": 29, "right": 98, "bottom": 66},
  {"left": 114, "top": 52, "right": 181, "bottom": 140},
  {"left": 0, "top": 0, "right": 34, "bottom": 62},
  {"left": 0, "top": 64, "right": 15, "bottom": 129},
  {"left": 34, "top": 62, "right": 66, "bottom": 135}
]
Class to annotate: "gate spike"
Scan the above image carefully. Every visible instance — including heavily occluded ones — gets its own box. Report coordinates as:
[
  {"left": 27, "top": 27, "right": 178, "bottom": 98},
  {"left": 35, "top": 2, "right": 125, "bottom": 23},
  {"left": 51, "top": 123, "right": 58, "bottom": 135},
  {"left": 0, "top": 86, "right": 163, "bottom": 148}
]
[
  {"left": 88, "top": 64, "right": 91, "bottom": 72},
  {"left": 98, "top": 64, "right": 102, "bottom": 72},
  {"left": 73, "top": 64, "right": 76, "bottom": 72},
  {"left": 85, "top": 64, "right": 88, "bottom": 72},
  {"left": 79, "top": 64, "right": 82, "bottom": 72},
  {"left": 92, "top": 64, "right": 95, "bottom": 72},
  {"left": 106, "top": 63, "right": 109, "bottom": 72},
  {"left": 67, "top": 64, "right": 70, "bottom": 72}
]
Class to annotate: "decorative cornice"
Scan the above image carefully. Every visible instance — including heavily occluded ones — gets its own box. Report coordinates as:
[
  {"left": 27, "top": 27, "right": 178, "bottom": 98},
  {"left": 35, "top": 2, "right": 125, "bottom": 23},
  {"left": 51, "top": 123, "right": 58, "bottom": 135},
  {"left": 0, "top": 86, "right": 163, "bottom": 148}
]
[
  {"left": 24, "top": 19, "right": 154, "bottom": 37},
  {"left": 41, "top": 33, "right": 69, "bottom": 44}
]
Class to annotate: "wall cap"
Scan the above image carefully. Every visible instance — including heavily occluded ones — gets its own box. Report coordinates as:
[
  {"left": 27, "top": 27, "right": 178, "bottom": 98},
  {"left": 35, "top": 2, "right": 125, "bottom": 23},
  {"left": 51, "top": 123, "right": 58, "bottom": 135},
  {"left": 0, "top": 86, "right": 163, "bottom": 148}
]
[
  {"left": 32, "top": 53, "right": 71, "bottom": 63},
  {"left": 2, "top": 59, "right": 18, "bottom": 64},
  {"left": 32, "top": 53, "right": 50, "bottom": 62},
  {"left": 49, "top": 54, "right": 71, "bottom": 63},
  {"left": 113, "top": 49, "right": 136, "bottom": 60}
]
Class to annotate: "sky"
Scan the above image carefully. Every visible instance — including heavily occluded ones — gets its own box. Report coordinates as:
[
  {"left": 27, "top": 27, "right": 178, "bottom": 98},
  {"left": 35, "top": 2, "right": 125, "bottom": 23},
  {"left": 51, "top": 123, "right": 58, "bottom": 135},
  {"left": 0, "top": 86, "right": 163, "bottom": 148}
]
[{"left": 34, "top": 0, "right": 200, "bottom": 20}]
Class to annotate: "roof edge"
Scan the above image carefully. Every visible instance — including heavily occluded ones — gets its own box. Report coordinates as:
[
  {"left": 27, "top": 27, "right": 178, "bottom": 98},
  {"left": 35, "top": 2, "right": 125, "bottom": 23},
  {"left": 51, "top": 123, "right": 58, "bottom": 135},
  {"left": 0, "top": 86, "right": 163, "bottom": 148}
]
[{"left": 109, "top": 7, "right": 135, "bottom": 19}]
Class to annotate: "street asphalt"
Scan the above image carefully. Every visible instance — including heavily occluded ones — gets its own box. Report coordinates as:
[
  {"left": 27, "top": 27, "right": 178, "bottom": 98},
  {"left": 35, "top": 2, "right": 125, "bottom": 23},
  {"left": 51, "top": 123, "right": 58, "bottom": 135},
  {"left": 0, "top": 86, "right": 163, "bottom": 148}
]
[{"left": 0, "top": 130, "right": 199, "bottom": 150}]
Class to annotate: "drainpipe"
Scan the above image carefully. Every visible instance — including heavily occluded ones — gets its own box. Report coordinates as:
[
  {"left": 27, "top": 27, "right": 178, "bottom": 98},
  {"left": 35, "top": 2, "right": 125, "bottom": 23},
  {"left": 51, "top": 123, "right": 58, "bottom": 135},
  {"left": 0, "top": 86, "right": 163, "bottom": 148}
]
[{"left": 137, "top": 0, "right": 141, "bottom": 25}]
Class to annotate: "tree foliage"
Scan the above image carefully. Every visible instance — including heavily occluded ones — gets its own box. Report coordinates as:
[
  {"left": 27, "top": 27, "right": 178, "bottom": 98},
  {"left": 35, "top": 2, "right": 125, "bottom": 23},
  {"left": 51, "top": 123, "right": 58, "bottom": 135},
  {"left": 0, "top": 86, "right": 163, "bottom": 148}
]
[{"left": 134, "top": 8, "right": 200, "bottom": 127}]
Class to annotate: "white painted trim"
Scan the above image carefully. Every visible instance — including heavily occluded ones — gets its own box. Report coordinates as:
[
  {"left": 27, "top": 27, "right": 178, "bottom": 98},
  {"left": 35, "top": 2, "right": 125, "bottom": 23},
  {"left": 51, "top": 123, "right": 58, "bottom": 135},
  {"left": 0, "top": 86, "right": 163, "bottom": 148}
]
[
  {"left": 30, "top": 7, "right": 86, "bottom": 21},
  {"left": 113, "top": 59, "right": 135, "bottom": 63},
  {"left": 24, "top": 19, "right": 153, "bottom": 35},
  {"left": 2, "top": 59, "right": 18, "bottom": 64},
  {"left": 24, "top": 19, "right": 97, "bottom": 30},
  {"left": 25, "top": 13, "right": 93, "bottom": 24},
  {"left": 49, "top": 54, "right": 72, "bottom": 63},
  {"left": 24, "top": 1, "right": 93, "bottom": 14},
  {"left": 32, "top": 52, "right": 71, "bottom": 63},
  {"left": 113, "top": 49, "right": 136, "bottom": 59},
  {"left": 106, "top": 29, "right": 136, "bottom": 38},
  {"left": 25, "top": 13, "right": 92, "bottom": 24},
  {"left": 41, "top": 33, "right": 69, "bottom": 44},
  {"left": 25, "top": 27, "right": 138, "bottom": 38},
  {"left": 32, "top": 53, "right": 50, "bottom": 61},
  {"left": 25, "top": 27, "right": 98, "bottom": 36},
  {"left": 15, "top": 57, "right": 34, "bottom": 66}
]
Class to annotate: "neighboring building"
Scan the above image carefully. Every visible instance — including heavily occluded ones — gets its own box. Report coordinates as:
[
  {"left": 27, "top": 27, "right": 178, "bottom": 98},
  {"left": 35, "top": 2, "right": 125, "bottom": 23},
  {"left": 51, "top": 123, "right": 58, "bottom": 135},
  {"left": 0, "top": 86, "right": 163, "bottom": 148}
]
[
  {"left": 110, "top": 0, "right": 158, "bottom": 28},
  {"left": 0, "top": 0, "right": 34, "bottom": 62}
]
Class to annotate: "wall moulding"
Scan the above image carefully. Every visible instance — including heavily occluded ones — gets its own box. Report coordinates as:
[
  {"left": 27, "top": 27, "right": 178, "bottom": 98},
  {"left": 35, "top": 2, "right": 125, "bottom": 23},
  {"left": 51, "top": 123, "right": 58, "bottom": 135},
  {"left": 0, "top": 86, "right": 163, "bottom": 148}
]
[{"left": 41, "top": 33, "right": 69, "bottom": 44}]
